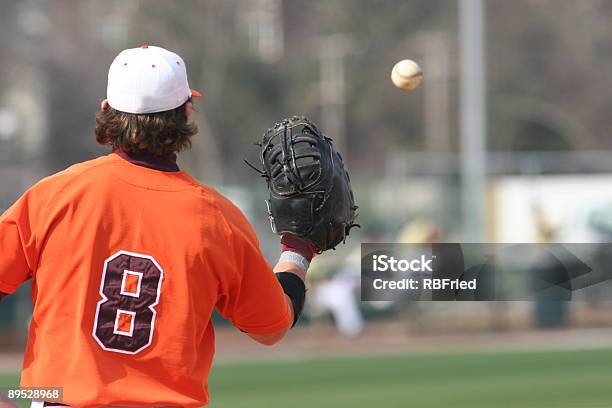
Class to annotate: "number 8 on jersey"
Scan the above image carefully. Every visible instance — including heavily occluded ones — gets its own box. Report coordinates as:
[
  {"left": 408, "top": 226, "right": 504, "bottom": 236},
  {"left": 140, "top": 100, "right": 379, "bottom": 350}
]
[{"left": 93, "top": 251, "right": 164, "bottom": 354}]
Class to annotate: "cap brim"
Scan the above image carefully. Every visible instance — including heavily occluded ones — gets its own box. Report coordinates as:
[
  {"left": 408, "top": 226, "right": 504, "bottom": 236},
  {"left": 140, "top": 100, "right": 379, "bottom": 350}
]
[{"left": 191, "top": 89, "right": 202, "bottom": 98}]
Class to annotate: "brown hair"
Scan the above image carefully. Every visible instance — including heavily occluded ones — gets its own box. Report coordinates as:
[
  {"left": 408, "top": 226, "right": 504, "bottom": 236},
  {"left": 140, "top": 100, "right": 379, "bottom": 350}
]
[{"left": 95, "top": 101, "right": 197, "bottom": 156}]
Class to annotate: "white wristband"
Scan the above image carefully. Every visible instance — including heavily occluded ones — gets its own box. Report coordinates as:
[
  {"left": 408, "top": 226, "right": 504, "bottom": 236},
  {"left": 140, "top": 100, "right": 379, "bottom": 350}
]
[{"left": 278, "top": 251, "right": 310, "bottom": 273}]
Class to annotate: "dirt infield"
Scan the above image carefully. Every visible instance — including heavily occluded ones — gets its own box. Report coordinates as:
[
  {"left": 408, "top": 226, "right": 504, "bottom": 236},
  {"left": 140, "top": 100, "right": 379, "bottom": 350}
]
[
  {"left": 3, "top": 320, "right": 612, "bottom": 374},
  {"left": 213, "top": 322, "right": 612, "bottom": 363}
]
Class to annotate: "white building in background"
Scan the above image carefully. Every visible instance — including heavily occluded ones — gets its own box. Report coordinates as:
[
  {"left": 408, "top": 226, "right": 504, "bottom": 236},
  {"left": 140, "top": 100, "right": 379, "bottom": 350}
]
[{"left": 493, "top": 175, "right": 612, "bottom": 243}]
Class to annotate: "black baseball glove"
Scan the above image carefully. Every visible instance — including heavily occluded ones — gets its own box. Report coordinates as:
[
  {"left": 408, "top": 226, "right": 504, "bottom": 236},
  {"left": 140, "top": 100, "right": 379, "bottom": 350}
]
[{"left": 248, "top": 116, "right": 358, "bottom": 252}]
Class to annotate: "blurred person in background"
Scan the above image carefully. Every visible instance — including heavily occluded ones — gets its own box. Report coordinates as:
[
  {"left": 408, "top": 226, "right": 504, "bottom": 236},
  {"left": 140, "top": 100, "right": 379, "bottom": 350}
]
[{"left": 308, "top": 245, "right": 365, "bottom": 337}]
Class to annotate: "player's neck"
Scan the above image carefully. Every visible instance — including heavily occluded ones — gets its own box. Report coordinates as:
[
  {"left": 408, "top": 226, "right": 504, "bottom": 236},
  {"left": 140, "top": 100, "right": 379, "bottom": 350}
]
[{"left": 112, "top": 148, "right": 180, "bottom": 172}]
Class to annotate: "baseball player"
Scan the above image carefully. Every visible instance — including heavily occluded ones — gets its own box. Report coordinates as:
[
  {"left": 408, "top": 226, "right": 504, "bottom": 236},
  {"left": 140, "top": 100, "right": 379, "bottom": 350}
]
[{"left": 0, "top": 45, "right": 316, "bottom": 407}]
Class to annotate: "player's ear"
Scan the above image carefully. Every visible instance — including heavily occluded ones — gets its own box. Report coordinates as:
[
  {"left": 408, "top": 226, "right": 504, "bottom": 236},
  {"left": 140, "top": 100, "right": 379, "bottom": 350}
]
[
  {"left": 100, "top": 99, "right": 109, "bottom": 111},
  {"left": 184, "top": 100, "right": 193, "bottom": 121}
]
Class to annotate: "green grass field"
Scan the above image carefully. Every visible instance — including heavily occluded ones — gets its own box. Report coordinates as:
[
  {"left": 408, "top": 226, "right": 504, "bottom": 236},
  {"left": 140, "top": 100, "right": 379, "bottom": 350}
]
[{"left": 2, "top": 348, "right": 612, "bottom": 407}]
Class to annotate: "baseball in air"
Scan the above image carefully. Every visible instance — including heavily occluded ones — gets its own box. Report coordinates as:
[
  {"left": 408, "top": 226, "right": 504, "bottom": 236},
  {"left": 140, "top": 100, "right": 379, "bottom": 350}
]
[{"left": 391, "top": 59, "right": 423, "bottom": 92}]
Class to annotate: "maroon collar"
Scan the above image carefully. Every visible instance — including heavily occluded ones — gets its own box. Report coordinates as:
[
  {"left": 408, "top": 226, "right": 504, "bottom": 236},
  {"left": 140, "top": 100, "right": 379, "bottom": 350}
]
[{"left": 113, "top": 149, "right": 180, "bottom": 172}]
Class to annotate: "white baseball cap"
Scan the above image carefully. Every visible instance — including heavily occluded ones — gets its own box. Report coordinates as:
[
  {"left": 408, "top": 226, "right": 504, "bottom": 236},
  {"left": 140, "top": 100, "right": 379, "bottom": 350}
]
[{"left": 106, "top": 45, "right": 202, "bottom": 114}]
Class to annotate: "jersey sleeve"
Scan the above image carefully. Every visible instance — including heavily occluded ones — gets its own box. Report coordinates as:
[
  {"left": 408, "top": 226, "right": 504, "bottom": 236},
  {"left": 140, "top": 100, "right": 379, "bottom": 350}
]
[
  {"left": 215, "top": 209, "right": 292, "bottom": 335},
  {"left": 0, "top": 190, "right": 41, "bottom": 294}
]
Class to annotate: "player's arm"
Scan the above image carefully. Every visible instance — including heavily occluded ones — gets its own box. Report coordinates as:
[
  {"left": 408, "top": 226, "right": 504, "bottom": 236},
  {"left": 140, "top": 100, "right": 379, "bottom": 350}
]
[
  {"left": 247, "top": 263, "right": 309, "bottom": 344},
  {"left": 216, "top": 220, "right": 313, "bottom": 346},
  {"left": 0, "top": 191, "right": 39, "bottom": 296},
  {"left": 246, "top": 234, "right": 313, "bottom": 345}
]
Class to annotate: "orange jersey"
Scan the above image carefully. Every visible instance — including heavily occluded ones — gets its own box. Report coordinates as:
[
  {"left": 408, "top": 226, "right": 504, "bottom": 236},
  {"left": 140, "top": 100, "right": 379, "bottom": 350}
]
[{"left": 0, "top": 153, "right": 292, "bottom": 407}]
